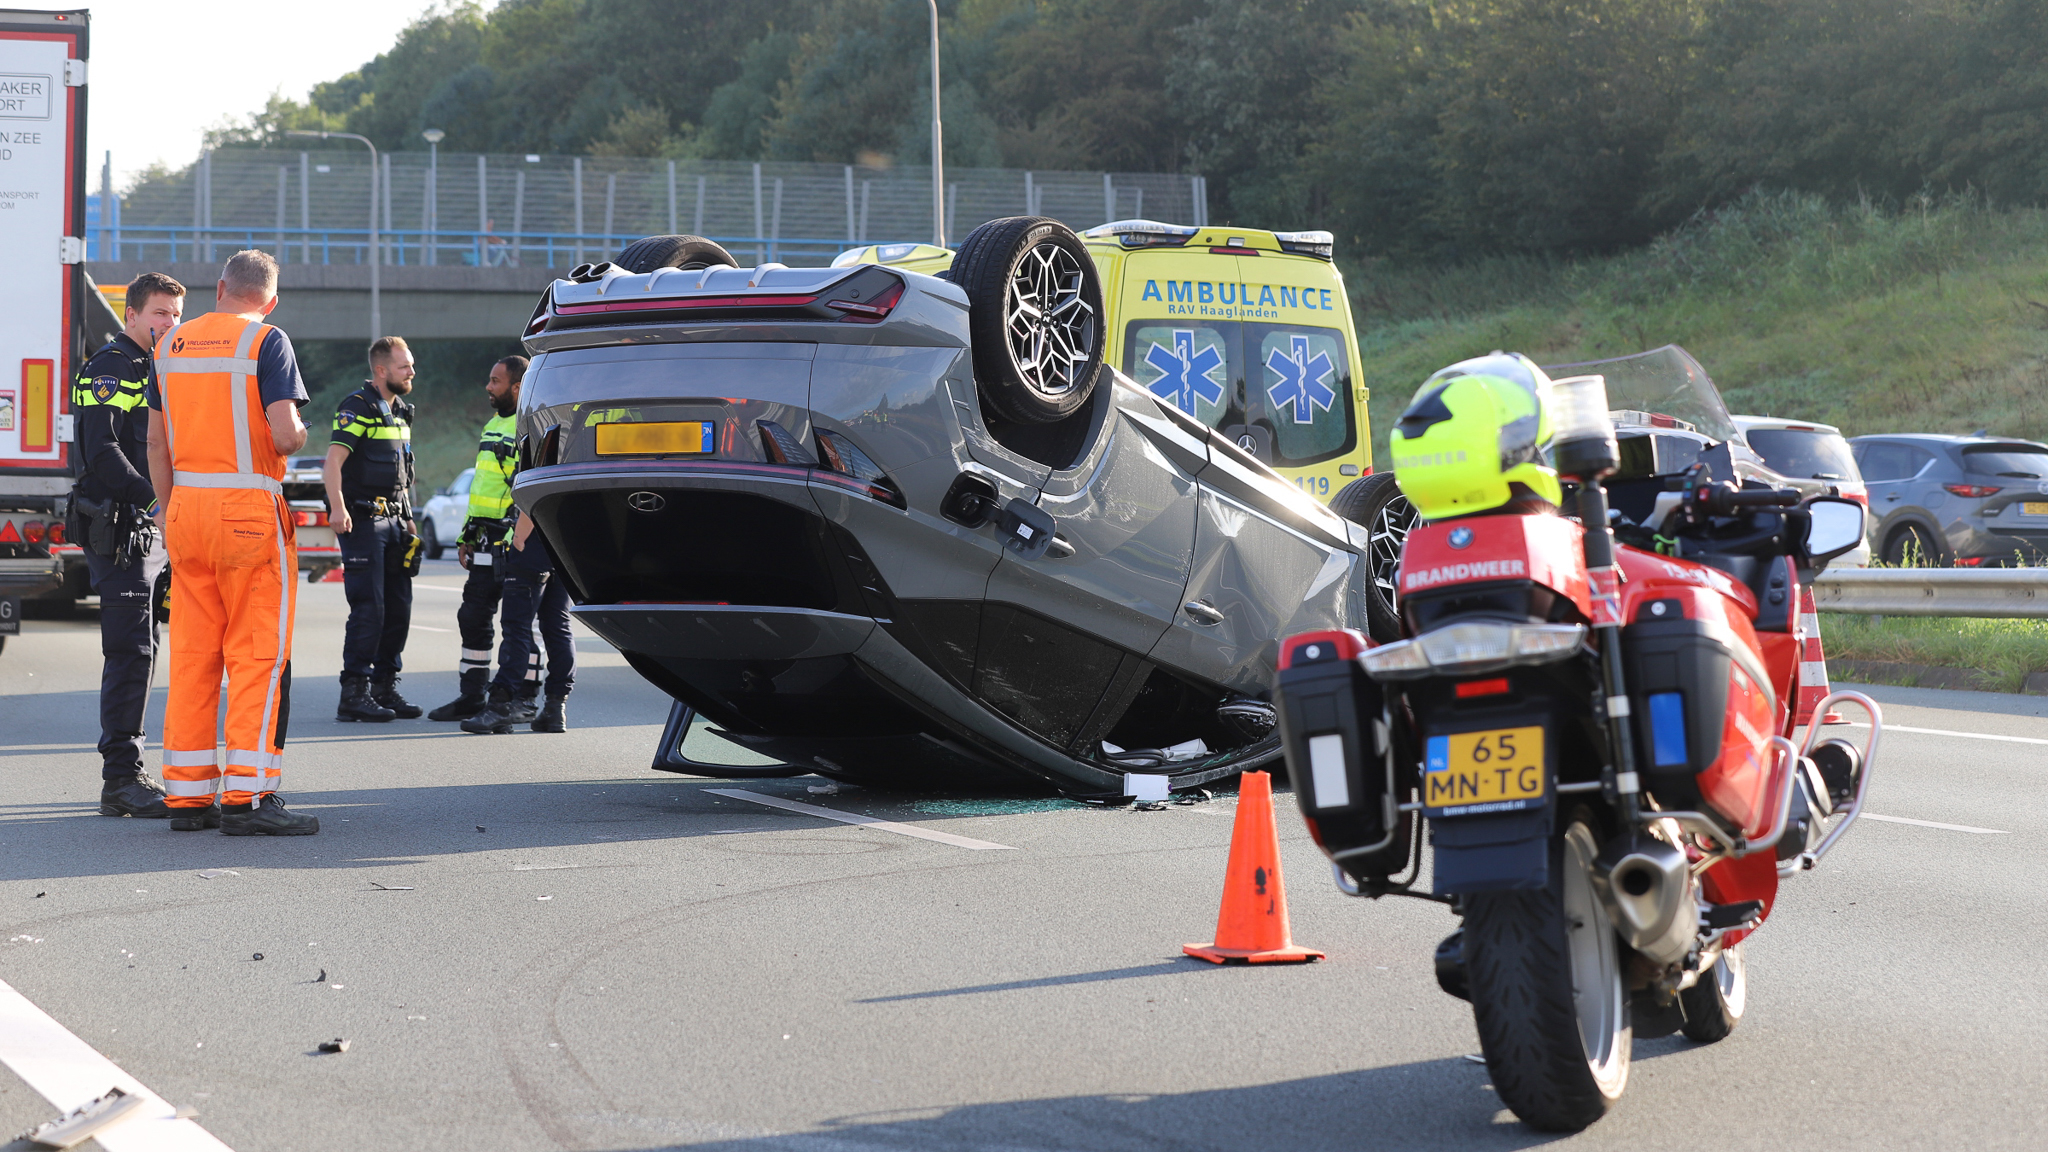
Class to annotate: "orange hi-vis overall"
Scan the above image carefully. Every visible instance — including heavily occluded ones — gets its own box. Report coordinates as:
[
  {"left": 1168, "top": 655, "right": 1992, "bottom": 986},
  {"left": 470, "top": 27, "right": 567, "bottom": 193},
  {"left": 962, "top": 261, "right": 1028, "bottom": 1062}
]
[{"left": 155, "top": 314, "right": 298, "bottom": 809}]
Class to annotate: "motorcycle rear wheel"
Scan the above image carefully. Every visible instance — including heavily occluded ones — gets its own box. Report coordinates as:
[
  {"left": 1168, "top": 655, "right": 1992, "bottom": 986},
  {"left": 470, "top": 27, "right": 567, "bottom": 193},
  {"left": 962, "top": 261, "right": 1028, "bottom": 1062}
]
[
  {"left": 1679, "top": 942, "right": 1747, "bottom": 1042},
  {"left": 1466, "top": 815, "right": 1632, "bottom": 1132}
]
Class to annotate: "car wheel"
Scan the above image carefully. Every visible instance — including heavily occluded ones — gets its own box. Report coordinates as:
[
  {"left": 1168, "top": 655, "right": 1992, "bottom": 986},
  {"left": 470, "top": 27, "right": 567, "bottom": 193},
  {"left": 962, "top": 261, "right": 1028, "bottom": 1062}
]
[
  {"left": 1882, "top": 523, "right": 1947, "bottom": 567},
  {"left": 614, "top": 234, "right": 738, "bottom": 275},
  {"left": 1331, "top": 473, "right": 1417, "bottom": 643},
  {"left": 952, "top": 216, "right": 1105, "bottom": 425},
  {"left": 421, "top": 517, "right": 443, "bottom": 561}
]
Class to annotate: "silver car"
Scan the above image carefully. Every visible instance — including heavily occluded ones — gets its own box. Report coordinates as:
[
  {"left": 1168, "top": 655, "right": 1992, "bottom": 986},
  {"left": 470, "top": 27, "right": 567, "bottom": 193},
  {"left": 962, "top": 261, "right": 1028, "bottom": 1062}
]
[{"left": 512, "top": 222, "right": 1381, "bottom": 796}]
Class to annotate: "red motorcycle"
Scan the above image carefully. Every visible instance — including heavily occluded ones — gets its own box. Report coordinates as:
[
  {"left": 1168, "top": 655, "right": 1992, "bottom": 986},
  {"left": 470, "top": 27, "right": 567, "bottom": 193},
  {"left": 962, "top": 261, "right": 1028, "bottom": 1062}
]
[{"left": 1275, "top": 347, "right": 1882, "bottom": 1131}]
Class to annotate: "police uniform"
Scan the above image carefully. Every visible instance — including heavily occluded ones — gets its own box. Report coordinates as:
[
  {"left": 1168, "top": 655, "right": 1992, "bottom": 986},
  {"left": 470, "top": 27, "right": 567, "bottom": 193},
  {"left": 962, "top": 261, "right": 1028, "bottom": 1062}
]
[
  {"left": 426, "top": 411, "right": 516, "bottom": 721},
  {"left": 331, "top": 383, "right": 417, "bottom": 697},
  {"left": 70, "top": 332, "right": 169, "bottom": 804}
]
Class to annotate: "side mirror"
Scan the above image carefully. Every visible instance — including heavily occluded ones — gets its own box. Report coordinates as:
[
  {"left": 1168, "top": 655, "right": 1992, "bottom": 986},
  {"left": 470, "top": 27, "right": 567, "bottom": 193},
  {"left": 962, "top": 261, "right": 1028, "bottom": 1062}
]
[{"left": 1803, "top": 496, "right": 1865, "bottom": 561}]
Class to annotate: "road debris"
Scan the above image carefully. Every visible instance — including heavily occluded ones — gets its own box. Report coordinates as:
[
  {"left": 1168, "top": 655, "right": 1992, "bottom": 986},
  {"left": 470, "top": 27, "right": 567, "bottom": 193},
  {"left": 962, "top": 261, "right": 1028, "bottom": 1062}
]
[
  {"left": 197, "top": 869, "right": 239, "bottom": 879},
  {"left": 8, "top": 935, "right": 44, "bottom": 944},
  {"left": 806, "top": 781, "right": 840, "bottom": 795},
  {"left": 1462, "top": 1053, "right": 1488, "bottom": 1065},
  {"left": 18, "top": 1086, "right": 146, "bottom": 1149},
  {"left": 476, "top": 826, "right": 487, "bottom": 832},
  {"left": 252, "top": 953, "right": 264, "bottom": 961},
  {"left": 367, "top": 882, "right": 413, "bottom": 891},
  {"left": 34, "top": 891, "right": 44, "bottom": 898},
  {"left": 316, "top": 1038, "right": 350, "bottom": 1054},
  {"left": 536, "top": 895, "right": 553, "bottom": 901},
  {"left": 312, "top": 969, "right": 327, "bottom": 983}
]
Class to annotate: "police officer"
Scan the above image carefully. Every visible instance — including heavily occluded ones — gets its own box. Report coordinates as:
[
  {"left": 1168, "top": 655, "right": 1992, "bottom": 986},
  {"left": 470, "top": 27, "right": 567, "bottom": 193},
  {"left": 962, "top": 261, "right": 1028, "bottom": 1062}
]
[
  {"left": 461, "top": 507, "right": 574, "bottom": 734},
  {"left": 323, "top": 336, "right": 421, "bottom": 722},
  {"left": 73, "top": 272, "right": 185, "bottom": 817},
  {"left": 428, "top": 355, "right": 524, "bottom": 721}
]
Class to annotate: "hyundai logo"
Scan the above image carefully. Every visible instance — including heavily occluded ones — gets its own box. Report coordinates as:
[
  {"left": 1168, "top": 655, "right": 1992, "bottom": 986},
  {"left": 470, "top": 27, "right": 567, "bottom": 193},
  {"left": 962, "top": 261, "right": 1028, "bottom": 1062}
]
[
  {"left": 626, "top": 491, "right": 666, "bottom": 513},
  {"left": 1448, "top": 526, "right": 1474, "bottom": 549}
]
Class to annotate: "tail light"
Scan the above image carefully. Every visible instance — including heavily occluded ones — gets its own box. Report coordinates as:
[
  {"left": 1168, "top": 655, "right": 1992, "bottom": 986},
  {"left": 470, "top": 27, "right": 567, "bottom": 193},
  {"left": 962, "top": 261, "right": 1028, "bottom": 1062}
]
[
  {"left": 813, "top": 429, "right": 905, "bottom": 508},
  {"left": 824, "top": 278, "right": 905, "bottom": 322},
  {"left": 45, "top": 521, "right": 64, "bottom": 544},
  {"left": 1361, "top": 621, "right": 1587, "bottom": 680},
  {"left": 22, "top": 520, "right": 45, "bottom": 543},
  {"left": 1944, "top": 484, "right": 2002, "bottom": 498},
  {"left": 292, "top": 509, "right": 330, "bottom": 527},
  {"left": 1956, "top": 557, "right": 1986, "bottom": 567}
]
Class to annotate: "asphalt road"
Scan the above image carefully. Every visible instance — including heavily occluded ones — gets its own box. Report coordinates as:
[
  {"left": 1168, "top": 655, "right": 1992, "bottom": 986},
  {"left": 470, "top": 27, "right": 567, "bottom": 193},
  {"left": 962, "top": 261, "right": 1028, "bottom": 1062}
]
[{"left": 1, "top": 566, "right": 2043, "bottom": 1151}]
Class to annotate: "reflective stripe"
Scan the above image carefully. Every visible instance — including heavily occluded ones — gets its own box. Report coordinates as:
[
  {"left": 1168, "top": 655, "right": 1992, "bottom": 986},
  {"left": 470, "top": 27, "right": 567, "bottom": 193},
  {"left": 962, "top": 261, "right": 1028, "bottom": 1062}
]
[
  {"left": 165, "top": 778, "right": 221, "bottom": 797},
  {"left": 225, "top": 749, "right": 282, "bottom": 771},
  {"left": 229, "top": 321, "right": 264, "bottom": 476},
  {"left": 173, "top": 471, "right": 284, "bottom": 494},
  {"left": 259, "top": 494, "right": 290, "bottom": 770},
  {"left": 163, "top": 749, "right": 219, "bottom": 767},
  {"left": 156, "top": 356, "right": 261, "bottom": 375},
  {"left": 156, "top": 320, "right": 192, "bottom": 460},
  {"left": 460, "top": 648, "right": 493, "bottom": 662}
]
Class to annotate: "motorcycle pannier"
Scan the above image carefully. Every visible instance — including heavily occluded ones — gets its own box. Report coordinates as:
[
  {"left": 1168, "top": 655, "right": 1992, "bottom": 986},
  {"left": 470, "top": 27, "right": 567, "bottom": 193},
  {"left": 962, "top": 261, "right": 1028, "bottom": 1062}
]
[
  {"left": 1622, "top": 615, "right": 1732, "bottom": 807},
  {"left": 1275, "top": 631, "right": 1410, "bottom": 880}
]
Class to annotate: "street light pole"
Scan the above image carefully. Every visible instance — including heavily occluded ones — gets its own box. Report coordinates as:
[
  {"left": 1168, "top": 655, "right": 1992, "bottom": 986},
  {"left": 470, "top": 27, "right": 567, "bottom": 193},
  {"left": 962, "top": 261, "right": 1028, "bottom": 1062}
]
[
  {"left": 287, "top": 129, "right": 380, "bottom": 338},
  {"left": 927, "top": 0, "right": 944, "bottom": 247},
  {"left": 422, "top": 128, "right": 445, "bottom": 266}
]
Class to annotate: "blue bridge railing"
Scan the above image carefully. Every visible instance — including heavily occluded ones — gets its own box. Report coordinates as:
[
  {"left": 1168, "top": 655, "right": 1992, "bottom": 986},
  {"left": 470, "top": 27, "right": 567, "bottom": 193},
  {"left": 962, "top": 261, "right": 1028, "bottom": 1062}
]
[{"left": 88, "top": 226, "right": 861, "bottom": 270}]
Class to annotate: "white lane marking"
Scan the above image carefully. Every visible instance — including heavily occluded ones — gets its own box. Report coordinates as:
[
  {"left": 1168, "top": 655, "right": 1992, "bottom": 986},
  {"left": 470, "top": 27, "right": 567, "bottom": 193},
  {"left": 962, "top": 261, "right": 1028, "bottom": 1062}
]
[
  {"left": 0, "top": 976, "right": 234, "bottom": 1151},
  {"left": 1862, "top": 813, "right": 2010, "bottom": 835},
  {"left": 707, "top": 789, "right": 1016, "bottom": 851},
  {"left": 1846, "top": 722, "right": 2048, "bottom": 747}
]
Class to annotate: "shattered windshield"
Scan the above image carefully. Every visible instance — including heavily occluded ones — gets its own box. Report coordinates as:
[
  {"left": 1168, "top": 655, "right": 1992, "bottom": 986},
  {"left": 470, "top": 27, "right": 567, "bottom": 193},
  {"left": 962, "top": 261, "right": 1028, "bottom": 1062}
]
[{"left": 1543, "top": 345, "right": 1738, "bottom": 445}]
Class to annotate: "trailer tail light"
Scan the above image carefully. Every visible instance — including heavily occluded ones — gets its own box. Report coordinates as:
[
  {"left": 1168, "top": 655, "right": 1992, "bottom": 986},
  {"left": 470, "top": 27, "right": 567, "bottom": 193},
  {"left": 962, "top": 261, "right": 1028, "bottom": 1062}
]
[
  {"left": 292, "top": 510, "right": 330, "bottom": 527},
  {"left": 21, "top": 520, "right": 45, "bottom": 544},
  {"left": 1944, "top": 484, "right": 2002, "bottom": 498},
  {"left": 45, "top": 521, "right": 64, "bottom": 545}
]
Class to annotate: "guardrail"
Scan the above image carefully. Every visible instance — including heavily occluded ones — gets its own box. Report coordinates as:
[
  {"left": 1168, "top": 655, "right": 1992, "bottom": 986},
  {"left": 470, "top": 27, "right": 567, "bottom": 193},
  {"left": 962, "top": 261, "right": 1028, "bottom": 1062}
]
[{"left": 1812, "top": 567, "right": 2048, "bottom": 617}]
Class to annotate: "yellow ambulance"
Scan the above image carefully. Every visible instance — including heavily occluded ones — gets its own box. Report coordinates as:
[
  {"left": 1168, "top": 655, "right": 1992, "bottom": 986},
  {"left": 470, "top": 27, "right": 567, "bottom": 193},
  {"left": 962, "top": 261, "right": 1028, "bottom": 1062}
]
[{"left": 832, "top": 220, "right": 1373, "bottom": 501}]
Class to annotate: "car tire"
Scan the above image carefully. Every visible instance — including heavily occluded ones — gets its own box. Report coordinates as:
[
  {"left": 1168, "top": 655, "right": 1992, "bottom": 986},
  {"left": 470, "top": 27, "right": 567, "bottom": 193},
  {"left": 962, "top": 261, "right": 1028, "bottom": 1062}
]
[
  {"left": 1882, "top": 522, "right": 1948, "bottom": 567},
  {"left": 421, "top": 517, "right": 443, "bottom": 561},
  {"left": 1331, "top": 473, "right": 1416, "bottom": 644},
  {"left": 614, "top": 234, "right": 738, "bottom": 275},
  {"left": 952, "top": 216, "right": 1105, "bottom": 425}
]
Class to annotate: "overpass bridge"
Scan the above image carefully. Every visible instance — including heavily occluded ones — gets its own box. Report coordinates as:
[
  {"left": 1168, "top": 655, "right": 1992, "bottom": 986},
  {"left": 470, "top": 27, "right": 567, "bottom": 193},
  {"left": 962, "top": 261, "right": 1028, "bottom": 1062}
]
[{"left": 87, "top": 261, "right": 555, "bottom": 342}]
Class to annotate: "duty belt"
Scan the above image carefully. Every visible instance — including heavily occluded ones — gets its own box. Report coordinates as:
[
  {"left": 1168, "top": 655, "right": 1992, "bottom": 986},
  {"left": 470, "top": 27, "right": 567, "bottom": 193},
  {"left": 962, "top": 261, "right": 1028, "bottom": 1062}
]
[{"left": 351, "top": 496, "right": 405, "bottom": 517}]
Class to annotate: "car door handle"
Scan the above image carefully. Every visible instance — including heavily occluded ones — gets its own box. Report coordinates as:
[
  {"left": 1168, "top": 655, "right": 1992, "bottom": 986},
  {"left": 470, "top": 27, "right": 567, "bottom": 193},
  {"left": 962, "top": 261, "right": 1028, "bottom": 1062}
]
[
  {"left": 1885, "top": 494, "right": 1900, "bottom": 501},
  {"left": 1046, "top": 534, "right": 1074, "bottom": 559},
  {"left": 1182, "top": 600, "right": 1225, "bottom": 626}
]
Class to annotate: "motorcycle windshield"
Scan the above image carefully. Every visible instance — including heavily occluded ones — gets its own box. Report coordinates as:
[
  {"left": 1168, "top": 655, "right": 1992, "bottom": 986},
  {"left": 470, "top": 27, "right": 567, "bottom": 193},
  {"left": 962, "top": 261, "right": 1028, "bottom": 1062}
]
[{"left": 1543, "top": 345, "right": 1738, "bottom": 445}]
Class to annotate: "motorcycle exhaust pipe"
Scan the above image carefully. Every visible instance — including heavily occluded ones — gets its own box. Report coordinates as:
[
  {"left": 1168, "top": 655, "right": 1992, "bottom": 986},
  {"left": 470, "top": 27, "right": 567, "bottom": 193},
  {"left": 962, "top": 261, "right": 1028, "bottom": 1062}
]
[{"left": 1590, "top": 834, "right": 1695, "bottom": 965}]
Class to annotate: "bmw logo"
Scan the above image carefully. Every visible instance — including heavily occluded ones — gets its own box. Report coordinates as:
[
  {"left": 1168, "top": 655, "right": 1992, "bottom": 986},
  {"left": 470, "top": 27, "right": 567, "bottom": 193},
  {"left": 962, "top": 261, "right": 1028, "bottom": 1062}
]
[
  {"left": 1448, "top": 526, "right": 1474, "bottom": 549},
  {"left": 626, "top": 491, "right": 666, "bottom": 513}
]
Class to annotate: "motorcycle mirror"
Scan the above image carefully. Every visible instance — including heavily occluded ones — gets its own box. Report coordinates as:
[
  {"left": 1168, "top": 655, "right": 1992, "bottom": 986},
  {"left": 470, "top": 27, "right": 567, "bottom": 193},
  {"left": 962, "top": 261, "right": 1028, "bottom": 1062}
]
[{"left": 1804, "top": 496, "right": 1865, "bottom": 560}]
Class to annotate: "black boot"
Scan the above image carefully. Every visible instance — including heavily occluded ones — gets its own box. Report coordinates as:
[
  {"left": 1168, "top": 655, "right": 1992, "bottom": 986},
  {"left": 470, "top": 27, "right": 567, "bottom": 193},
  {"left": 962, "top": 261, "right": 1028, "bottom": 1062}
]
[
  {"left": 169, "top": 803, "right": 222, "bottom": 831},
  {"left": 337, "top": 675, "right": 396, "bottom": 722},
  {"left": 503, "top": 691, "right": 540, "bottom": 726},
  {"left": 428, "top": 669, "right": 490, "bottom": 721},
  {"left": 531, "top": 695, "right": 568, "bottom": 733},
  {"left": 220, "top": 793, "right": 319, "bottom": 836},
  {"left": 460, "top": 685, "right": 518, "bottom": 734},
  {"left": 100, "top": 774, "right": 172, "bottom": 818},
  {"left": 371, "top": 675, "right": 423, "bottom": 719}
]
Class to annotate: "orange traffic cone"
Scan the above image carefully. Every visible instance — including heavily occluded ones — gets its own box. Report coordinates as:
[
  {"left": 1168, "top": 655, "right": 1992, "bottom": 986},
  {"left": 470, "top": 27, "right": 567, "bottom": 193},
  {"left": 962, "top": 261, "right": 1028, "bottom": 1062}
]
[{"left": 1184, "top": 770, "right": 1324, "bottom": 964}]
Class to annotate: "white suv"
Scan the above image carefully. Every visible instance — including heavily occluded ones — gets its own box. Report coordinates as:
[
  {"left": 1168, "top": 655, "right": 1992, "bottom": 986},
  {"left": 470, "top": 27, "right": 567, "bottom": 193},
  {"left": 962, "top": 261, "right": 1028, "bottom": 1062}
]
[
  {"left": 1734, "top": 416, "right": 1871, "bottom": 567},
  {"left": 417, "top": 467, "right": 474, "bottom": 560}
]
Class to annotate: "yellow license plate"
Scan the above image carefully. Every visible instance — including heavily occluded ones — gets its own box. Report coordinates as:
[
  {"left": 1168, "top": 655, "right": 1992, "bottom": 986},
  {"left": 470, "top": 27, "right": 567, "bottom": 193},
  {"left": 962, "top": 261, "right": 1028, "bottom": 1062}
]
[
  {"left": 1424, "top": 726, "right": 1547, "bottom": 815},
  {"left": 2025, "top": 502, "right": 2048, "bottom": 515},
  {"left": 595, "top": 421, "right": 714, "bottom": 456}
]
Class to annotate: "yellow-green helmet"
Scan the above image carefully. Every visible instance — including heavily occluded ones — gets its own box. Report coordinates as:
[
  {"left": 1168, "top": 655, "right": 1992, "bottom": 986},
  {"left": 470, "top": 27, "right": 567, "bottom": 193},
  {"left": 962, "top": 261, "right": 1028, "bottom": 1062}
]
[{"left": 1389, "top": 352, "right": 1561, "bottom": 519}]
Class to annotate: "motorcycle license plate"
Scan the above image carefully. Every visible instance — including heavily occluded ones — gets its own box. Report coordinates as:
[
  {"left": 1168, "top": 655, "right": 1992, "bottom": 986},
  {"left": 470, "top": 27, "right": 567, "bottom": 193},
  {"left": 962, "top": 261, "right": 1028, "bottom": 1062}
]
[{"left": 1424, "top": 726, "right": 1547, "bottom": 816}]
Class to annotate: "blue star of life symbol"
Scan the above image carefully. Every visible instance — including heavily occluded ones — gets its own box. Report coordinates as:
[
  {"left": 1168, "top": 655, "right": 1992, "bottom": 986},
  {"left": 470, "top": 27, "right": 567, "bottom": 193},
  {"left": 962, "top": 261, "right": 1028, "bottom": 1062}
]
[
  {"left": 1266, "top": 335, "right": 1337, "bottom": 424},
  {"left": 1142, "top": 330, "right": 1226, "bottom": 415}
]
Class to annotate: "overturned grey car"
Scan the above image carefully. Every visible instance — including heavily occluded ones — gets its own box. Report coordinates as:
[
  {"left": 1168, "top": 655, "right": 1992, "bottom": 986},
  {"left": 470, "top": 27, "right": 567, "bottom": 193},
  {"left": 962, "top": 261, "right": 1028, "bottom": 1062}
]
[{"left": 513, "top": 221, "right": 1384, "bottom": 796}]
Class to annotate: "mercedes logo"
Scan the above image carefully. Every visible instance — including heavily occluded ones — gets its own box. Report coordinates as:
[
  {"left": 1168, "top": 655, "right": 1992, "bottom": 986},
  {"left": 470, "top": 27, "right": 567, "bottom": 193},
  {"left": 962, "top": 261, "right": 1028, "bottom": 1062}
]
[
  {"left": 627, "top": 491, "right": 666, "bottom": 513},
  {"left": 1238, "top": 435, "right": 1256, "bottom": 451}
]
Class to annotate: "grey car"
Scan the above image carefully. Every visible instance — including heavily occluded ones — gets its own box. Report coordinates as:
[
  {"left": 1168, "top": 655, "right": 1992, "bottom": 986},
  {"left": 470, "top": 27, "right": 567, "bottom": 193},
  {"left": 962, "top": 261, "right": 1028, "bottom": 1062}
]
[
  {"left": 1848, "top": 433, "right": 2048, "bottom": 565},
  {"left": 511, "top": 222, "right": 1378, "bottom": 796}
]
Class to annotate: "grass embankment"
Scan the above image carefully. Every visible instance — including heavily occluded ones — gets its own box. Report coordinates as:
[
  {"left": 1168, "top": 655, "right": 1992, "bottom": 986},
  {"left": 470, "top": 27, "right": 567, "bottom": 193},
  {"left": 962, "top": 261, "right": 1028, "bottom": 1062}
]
[
  {"left": 1346, "top": 190, "right": 2048, "bottom": 467},
  {"left": 1352, "top": 191, "right": 2048, "bottom": 691},
  {"left": 1818, "top": 615, "right": 2048, "bottom": 694}
]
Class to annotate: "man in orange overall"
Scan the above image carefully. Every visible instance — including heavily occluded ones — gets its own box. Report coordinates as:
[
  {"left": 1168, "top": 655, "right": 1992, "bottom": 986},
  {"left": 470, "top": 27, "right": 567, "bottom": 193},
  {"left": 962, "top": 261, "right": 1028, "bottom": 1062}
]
[{"left": 145, "top": 250, "right": 319, "bottom": 835}]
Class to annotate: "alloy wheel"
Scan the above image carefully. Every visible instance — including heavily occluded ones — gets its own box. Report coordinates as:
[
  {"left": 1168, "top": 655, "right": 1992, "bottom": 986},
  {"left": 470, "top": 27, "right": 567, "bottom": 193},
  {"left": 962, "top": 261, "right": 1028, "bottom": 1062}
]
[
  {"left": 1370, "top": 493, "right": 1418, "bottom": 616},
  {"left": 1003, "top": 241, "right": 1097, "bottom": 399}
]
